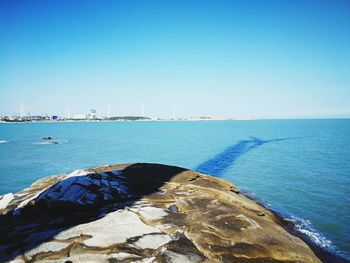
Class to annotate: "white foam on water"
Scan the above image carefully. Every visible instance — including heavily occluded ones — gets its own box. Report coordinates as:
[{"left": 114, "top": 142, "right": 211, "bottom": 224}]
[
  {"left": 32, "top": 140, "right": 68, "bottom": 145},
  {"left": 241, "top": 189, "right": 349, "bottom": 260},
  {"left": 0, "top": 140, "right": 8, "bottom": 144},
  {"left": 51, "top": 140, "right": 68, "bottom": 144},
  {"left": 284, "top": 215, "right": 350, "bottom": 260},
  {"left": 288, "top": 216, "right": 335, "bottom": 249}
]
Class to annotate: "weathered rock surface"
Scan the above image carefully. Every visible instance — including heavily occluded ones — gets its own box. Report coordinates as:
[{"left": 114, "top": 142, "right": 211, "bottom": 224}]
[{"left": 0, "top": 163, "right": 321, "bottom": 263}]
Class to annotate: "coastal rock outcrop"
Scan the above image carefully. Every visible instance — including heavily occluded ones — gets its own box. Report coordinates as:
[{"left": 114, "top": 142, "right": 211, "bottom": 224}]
[{"left": 0, "top": 163, "right": 321, "bottom": 262}]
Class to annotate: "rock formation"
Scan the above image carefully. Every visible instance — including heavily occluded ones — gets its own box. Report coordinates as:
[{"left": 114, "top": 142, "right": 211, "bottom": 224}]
[{"left": 0, "top": 163, "right": 321, "bottom": 262}]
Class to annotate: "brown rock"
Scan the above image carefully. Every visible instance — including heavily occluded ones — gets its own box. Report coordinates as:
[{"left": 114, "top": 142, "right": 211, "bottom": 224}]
[{"left": 0, "top": 163, "right": 321, "bottom": 262}]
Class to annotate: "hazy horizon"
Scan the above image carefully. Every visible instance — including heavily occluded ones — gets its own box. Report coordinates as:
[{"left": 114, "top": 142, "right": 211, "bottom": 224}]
[{"left": 1, "top": 0, "right": 349, "bottom": 119}]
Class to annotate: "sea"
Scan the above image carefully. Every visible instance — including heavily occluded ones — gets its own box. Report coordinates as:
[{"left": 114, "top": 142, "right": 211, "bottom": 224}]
[{"left": 0, "top": 119, "right": 349, "bottom": 261}]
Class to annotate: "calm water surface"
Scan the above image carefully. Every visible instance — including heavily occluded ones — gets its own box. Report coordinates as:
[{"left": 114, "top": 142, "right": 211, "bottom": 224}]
[{"left": 0, "top": 120, "right": 349, "bottom": 260}]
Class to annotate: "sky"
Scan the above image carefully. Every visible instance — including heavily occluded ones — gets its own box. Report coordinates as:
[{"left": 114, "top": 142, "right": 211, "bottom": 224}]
[{"left": 1, "top": 0, "right": 349, "bottom": 119}]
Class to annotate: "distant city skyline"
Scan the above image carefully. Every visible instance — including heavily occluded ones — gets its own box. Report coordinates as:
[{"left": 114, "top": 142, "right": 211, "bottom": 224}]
[
  {"left": 1, "top": 0, "right": 350, "bottom": 119},
  {"left": 2, "top": 102, "right": 350, "bottom": 120}
]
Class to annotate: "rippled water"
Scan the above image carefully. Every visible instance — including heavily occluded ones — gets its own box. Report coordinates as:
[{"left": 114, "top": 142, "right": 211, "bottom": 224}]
[{"left": 0, "top": 120, "right": 349, "bottom": 260}]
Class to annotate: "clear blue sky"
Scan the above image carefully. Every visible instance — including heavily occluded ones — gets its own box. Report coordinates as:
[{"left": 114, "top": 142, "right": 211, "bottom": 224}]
[{"left": 1, "top": 0, "right": 349, "bottom": 118}]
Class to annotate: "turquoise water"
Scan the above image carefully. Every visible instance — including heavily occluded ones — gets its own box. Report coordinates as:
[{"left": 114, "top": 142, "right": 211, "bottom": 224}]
[{"left": 0, "top": 120, "right": 349, "bottom": 260}]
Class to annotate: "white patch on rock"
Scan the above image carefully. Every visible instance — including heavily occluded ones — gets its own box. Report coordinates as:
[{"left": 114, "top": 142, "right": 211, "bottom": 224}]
[
  {"left": 236, "top": 214, "right": 261, "bottom": 229},
  {"left": 162, "top": 250, "right": 203, "bottom": 263},
  {"left": 54, "top": 210, "right": 168, "bottom": 247},
  {"left": 34, "top": 253, "right": 109, "bottom": 263},
  {"left": 25, "top": 241, "right": 68, "bottom": 258},
  {"left": 110, "top": 252, "right": 141, "bottom": 260},
  {"left": 176, "top": 197, "right": 189, "bottom": 206},
  {"left": 7, "top": 258, "right": 25, "bottom": 263},
  {"left": 133, "top": 206, "right": 168, "bottom": 221},
  {"left": 33, "top": 252, "right": 141, "bottom": 263},
  {"left": 134, "top": 233, "right": 171, "bottom": 249},
  {"left": 15, "top": 192, "right": 42, "bottom": 210},
  {"left": 66, "top": 169, "right": 89, "bottom": 178},
  {"left": 0, "top": 193, "right": 14, "bottom": 210}
]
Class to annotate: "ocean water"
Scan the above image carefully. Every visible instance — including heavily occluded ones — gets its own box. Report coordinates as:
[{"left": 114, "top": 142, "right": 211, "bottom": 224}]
[{"left": 0, "top": 120, "right": 349, "bottom": 260}]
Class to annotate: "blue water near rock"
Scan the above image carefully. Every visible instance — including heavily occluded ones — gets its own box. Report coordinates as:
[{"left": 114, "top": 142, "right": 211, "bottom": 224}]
[{"left": 0, "top": 119, "right": 349, "bottom": 260}]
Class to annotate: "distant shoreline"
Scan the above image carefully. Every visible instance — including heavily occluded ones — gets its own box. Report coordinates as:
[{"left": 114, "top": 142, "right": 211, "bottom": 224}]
[
  {"left": 0, "top": 118, "right": 229, "bottom": 124},
  {"left": 1, "top": 118, "right": 350, "bottom": 124}
]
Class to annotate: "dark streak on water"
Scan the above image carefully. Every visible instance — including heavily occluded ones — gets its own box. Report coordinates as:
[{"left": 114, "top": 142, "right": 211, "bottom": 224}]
[
  {"left": 0, "top": 120, "right": 349, "bottom": 261},
  {"left": 195, "top": 136, "right": 349, "bottom": 263},
  {"left": 195, "top": 137, "right": 291, "bottom": 177}
]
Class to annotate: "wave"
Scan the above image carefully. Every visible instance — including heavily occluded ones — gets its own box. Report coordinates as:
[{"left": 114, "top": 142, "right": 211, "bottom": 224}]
[
  {"left": 0, "top": 140, "right": 8, "bottom": 144},
  {"left": 32, "top": 140, "right": 68, "bottom": 145},
  {"left": 241, "top": 189, "right": 350, "bottom": 262},
  {"left": 286, "top": 216, "right": 350, "bottom": 262},
  {"left": 288, "top": 216, "right": 335, "bottom": 249}
]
